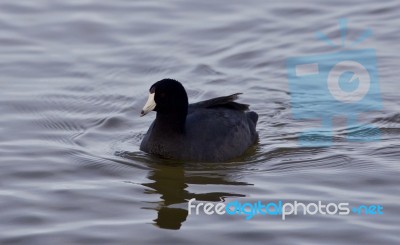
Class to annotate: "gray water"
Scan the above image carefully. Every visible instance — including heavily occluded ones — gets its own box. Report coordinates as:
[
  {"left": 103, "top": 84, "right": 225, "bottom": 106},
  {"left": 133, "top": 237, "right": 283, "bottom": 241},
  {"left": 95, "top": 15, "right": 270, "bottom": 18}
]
[{"left": 1, "top": 0, "right": 399, "bottom": 244}]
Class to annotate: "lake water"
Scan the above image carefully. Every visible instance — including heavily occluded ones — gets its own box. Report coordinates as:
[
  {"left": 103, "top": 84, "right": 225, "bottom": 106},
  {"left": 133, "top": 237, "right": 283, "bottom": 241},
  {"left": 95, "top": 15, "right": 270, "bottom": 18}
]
[{"left": 1, "top": 0, "right": 399, "bottom": 244}]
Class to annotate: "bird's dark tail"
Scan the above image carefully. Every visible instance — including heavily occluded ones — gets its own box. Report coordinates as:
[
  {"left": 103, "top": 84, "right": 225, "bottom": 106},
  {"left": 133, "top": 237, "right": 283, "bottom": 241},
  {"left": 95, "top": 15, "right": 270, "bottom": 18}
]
[{"left": 246, "top": 111, "right": 258, "bottom": 125}]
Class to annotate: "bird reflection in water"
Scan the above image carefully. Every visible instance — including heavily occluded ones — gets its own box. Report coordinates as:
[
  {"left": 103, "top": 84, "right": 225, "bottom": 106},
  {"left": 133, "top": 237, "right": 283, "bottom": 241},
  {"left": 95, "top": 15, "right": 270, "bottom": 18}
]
[{"left": 142, "top": 162, "right": 250, "bottom": 230}]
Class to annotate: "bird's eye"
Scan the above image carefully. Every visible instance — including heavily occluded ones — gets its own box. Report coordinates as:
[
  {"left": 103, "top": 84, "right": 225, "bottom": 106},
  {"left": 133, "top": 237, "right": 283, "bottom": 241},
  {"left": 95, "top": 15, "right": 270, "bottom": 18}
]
[{"left": 160, "top": 92, "right": 166, "bottom": 98}]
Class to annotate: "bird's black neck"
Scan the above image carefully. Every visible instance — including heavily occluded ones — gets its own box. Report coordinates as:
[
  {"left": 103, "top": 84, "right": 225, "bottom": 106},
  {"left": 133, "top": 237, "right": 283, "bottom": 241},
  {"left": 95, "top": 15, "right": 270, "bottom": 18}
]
[{"left": 154, "top": 111, "right": 186, "bottom": 134}]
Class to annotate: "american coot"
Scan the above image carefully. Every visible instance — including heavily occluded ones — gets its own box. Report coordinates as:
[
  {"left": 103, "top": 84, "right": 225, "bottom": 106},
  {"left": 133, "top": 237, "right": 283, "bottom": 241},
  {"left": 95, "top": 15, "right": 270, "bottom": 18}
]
[{"left": 140, "top": 79, "right": 258, "bottom": 162}]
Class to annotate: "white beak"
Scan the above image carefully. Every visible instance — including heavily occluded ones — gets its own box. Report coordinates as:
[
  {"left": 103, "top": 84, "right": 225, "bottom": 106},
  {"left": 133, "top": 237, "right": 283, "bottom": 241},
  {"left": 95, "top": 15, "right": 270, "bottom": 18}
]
[{"left": 140, "top": 92, "right": 156, "bottom": 117}]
